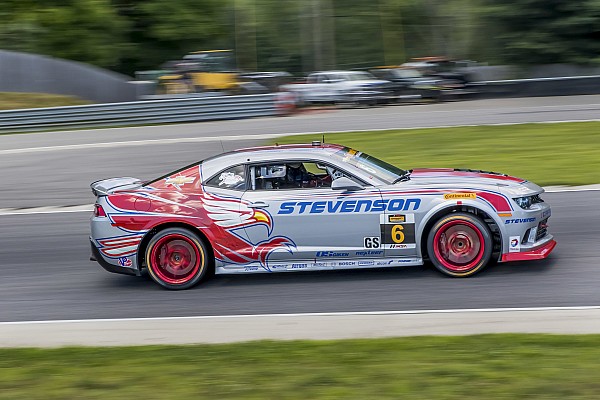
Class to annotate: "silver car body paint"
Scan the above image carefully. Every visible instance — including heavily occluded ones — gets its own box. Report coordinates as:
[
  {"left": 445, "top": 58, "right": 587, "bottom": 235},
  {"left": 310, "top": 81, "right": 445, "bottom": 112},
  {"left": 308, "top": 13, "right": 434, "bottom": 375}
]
[{"left": 90, "top": 144, "right": 553, "bottom": 275}]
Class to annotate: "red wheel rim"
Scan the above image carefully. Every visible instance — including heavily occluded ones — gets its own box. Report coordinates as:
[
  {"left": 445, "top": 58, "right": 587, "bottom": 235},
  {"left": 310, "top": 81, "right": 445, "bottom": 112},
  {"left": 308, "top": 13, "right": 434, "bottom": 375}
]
[
  {"left": 150, "top": 234, "right": 202, "bottom": 285},
  {"left": 433, "top": 220, "right": 485, "bottom": 272}
]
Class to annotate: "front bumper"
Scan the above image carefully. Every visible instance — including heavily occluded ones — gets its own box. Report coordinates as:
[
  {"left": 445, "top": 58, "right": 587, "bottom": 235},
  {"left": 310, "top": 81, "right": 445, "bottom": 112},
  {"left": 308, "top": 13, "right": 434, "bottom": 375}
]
[{"left": 501, "top": 238, "right": 557, "bottom": 262}]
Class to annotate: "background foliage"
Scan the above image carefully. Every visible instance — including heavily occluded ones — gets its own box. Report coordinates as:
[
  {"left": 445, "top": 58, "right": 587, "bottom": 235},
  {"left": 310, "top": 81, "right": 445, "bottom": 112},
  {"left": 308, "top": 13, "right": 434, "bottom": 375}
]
[{"left": 0, "top": 0, "right": 599, "bottom": 76}]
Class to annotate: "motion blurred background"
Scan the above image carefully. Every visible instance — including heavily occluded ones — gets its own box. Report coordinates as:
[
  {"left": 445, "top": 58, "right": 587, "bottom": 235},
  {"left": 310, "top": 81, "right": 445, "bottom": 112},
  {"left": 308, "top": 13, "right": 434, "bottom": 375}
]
[{"left": 1, "top": 0, "right": 599, "bottom": 77}]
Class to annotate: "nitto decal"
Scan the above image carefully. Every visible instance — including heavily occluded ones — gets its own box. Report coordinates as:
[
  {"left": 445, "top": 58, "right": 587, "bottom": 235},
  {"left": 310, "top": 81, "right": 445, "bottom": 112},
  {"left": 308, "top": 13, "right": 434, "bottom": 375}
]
[
  {"left": 277, "top": 198, "right": 421, "bottom": 215},
  {"left": 316, "top": 251, "right": 350, "bottom": 257},
  {"left": 444, "top": 193, "right": 477, "bottom": 200},
  {"left": 364, "top": 237, "right": 381, "bottom": 249},
  {"left": 505, "top": 218, "right": 536, "bottom": 224}
]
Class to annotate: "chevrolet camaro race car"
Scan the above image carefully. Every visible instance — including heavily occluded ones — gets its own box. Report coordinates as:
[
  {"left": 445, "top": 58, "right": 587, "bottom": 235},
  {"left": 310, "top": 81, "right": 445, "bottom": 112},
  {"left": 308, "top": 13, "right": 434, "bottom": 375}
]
[{"left": 90, "top": 142, "right": 556, "bottom": 290}]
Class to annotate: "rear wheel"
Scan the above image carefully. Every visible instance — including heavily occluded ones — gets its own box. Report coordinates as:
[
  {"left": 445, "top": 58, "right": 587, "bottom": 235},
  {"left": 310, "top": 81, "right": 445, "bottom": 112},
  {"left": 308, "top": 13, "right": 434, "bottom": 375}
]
[
  {"left": 427, "top": 213, "right": 492, "bottom": 277},
  {"left": 145, "top": 228, "right": 210, "bottom": 290}
]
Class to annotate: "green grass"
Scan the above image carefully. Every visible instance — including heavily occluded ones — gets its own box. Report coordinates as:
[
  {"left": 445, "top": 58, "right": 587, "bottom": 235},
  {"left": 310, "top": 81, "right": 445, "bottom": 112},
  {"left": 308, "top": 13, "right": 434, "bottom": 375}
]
[
  {"left": 272, "top": 122, "right": 600, "bottom": 186},
  {"left": 0, "top": 92, "right": 90, "bottom": 110},
  {"left": 1, "top": 335, "right": 600, "bottom": 399}
]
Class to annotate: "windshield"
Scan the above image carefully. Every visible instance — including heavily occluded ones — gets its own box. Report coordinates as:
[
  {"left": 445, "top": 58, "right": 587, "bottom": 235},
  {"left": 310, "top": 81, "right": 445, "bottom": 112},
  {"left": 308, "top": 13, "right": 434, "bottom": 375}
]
[
  {"left": 343, "top": 72, "right": 375, "bottom": 81},
  {"left": 332, "top": 147, "right": 407, "bottom": 184}
]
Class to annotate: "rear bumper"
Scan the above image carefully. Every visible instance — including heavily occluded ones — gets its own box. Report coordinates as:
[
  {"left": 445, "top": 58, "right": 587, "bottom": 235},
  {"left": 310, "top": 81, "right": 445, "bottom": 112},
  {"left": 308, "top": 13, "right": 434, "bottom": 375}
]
[
  {"left": 90, "top": 241, "right": 140, "bottom": 276},
  {"left": 501, "top": 239, "right": 557, "bottom": 262}
]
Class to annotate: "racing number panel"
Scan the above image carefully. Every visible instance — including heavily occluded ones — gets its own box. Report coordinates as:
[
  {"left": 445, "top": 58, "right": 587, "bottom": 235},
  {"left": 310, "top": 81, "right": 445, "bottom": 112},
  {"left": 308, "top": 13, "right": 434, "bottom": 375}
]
[{"left": 380, "top": 214, "right": 417, "bottom": 250}]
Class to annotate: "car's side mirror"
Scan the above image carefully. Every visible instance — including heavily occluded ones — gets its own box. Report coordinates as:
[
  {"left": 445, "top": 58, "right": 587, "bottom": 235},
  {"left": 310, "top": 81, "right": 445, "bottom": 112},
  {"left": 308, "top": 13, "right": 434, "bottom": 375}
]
[{"left": 331, "top": 177, "right": 364, "bottom": 191}]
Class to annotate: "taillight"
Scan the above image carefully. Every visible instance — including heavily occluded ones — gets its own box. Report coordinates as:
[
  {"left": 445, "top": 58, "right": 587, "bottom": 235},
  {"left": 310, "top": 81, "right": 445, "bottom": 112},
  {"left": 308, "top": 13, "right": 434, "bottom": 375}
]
[{"left": 94, "top": 204, "right": 107, "bottom": 217}]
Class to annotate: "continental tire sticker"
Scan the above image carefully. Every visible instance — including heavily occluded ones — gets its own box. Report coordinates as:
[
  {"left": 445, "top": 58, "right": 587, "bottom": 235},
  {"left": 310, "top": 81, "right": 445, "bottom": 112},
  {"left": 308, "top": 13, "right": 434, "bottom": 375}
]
[{"left": 444, "top": 193, "right": 477, "bottom": 200}]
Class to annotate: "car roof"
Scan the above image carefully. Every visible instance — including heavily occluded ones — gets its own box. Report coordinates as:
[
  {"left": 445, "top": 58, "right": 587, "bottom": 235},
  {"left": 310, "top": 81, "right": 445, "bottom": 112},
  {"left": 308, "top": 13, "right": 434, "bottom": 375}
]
[{"left": 200, "top": 143, "right": 345, "bottom": 181}]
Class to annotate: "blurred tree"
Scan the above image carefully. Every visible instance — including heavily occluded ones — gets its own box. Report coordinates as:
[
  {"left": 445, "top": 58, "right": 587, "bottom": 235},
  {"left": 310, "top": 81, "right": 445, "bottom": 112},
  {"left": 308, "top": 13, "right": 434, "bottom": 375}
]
[
  {"left": 480, "top": 0, "right": 600, "bottom": 65},
  {"left": 0, "top": 0, "right": 129, "bottom": 69},
  {"left": 112, "top": 0, "right": 231, "bottom": 74}
]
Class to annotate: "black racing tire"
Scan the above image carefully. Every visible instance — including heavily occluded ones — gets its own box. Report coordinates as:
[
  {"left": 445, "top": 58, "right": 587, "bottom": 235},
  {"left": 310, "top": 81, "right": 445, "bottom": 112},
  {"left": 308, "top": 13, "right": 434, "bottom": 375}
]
[
  {"left": 145, "top": 228, "right": 211, "bottom": 290},
  {"left": 426, "top": 213, "right": 493, "bottom": 277}
]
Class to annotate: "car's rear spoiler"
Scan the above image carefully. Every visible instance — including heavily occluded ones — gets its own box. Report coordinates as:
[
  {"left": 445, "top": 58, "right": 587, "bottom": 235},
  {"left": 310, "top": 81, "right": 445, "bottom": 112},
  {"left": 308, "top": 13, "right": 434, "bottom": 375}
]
[{"left": 90, "top": 177, "right": 143, "bottom": 196}]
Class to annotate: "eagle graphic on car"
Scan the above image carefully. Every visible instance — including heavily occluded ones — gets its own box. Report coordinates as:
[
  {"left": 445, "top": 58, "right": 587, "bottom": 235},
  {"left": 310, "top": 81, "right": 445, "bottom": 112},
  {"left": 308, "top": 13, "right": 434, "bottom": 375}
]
[{"left": 201, "top": 193, "right": 296, "bottom": 271}]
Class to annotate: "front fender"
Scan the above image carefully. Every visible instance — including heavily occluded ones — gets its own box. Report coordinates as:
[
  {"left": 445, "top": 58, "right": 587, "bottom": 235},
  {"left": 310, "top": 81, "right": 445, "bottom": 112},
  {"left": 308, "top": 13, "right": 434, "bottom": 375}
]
[{"left": 416, "top": 199, "right": 504, "bottom": 259}]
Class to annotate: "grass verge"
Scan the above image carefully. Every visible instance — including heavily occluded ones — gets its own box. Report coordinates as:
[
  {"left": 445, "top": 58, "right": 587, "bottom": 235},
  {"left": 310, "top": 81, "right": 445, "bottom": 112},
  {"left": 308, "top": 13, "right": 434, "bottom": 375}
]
[
  {"left": 272, "top": 122, "right": 600, "bottom": 186},
  {"left": 0, "top": 92, "right": 90, "bottom": 110},
  {"left": 1, "top": 335, "right": 600, "bottom": 399}
]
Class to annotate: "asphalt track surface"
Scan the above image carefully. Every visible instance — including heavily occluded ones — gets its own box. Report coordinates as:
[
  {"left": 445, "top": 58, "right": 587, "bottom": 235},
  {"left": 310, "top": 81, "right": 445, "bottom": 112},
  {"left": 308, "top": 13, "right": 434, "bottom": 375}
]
[{"left": 0, "top": 94, "right": 599, "bottom": 328}]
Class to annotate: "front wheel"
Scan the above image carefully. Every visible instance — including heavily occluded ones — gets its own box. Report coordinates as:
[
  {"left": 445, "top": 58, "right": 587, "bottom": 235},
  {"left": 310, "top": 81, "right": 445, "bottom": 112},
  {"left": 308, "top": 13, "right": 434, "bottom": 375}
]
[
  {"left": 427, "top": 213, "right": 493, "bottom": 277},
  {"left": 145, "top": 228, "right": 211, "bottom": 290}
]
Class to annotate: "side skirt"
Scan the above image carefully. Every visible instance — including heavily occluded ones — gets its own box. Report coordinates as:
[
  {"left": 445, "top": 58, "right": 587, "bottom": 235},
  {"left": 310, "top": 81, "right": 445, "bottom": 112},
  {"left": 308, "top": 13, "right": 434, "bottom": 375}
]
[{"left": 215, "top": 257, "right": 423, "bottom": 274}]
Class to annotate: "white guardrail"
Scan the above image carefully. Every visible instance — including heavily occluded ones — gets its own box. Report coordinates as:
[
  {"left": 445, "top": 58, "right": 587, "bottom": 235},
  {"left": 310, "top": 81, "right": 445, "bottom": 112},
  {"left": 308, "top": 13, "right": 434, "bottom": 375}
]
[{"left": 0, "top": 94, "right": 278, "bottom": 133}]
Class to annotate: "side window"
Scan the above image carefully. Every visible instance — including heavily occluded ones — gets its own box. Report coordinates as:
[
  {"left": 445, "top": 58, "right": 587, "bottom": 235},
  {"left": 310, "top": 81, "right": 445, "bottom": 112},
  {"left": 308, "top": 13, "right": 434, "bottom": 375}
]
[
  {"left": 250, "top": 161, "right": 352, "bottom": 190},
  {"left": 205, "top": 165, "right": 246, "bottom": 190}
]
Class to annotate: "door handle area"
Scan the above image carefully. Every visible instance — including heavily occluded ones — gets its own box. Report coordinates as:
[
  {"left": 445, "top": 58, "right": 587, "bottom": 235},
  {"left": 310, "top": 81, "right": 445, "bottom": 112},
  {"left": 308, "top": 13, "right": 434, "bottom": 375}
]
[{"left": 248, "top": 202, "right": 269, "bottom": 208}]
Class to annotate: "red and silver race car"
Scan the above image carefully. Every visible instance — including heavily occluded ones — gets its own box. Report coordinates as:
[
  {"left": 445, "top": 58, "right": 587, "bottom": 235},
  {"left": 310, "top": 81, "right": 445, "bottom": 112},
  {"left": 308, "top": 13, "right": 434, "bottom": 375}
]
[{"left": 90, "top": 142, "right": 556, "bottom": 290}]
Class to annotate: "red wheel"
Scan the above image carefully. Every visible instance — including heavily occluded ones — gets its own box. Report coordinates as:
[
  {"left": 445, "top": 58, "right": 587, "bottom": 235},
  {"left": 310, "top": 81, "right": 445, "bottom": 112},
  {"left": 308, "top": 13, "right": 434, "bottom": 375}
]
[
  {"left": 427, "top": 213, "right": 493, "bottom": 277},
  {"left": 146, "top": 228, "right": 210, "bottom": 289}
]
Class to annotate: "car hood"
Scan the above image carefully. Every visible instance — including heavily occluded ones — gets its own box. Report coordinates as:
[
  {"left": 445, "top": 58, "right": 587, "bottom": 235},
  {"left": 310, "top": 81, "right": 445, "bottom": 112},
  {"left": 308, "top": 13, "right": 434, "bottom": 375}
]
[{"left": 404, "top": 168, "right": 543, "bottom": 196}]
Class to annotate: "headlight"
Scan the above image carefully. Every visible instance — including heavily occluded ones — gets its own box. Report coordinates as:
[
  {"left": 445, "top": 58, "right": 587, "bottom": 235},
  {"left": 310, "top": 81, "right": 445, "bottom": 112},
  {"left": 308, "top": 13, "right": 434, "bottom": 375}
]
[{"left": 513, "top": 194, "right": 544, "bottom": 209}]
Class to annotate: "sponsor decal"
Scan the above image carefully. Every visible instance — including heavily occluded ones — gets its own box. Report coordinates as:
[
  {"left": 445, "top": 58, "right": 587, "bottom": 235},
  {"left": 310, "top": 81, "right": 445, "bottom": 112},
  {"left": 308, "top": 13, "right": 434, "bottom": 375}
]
[
  {"left": 118, "top": 257, "right": 132, "bottom": 267},
  {"left": 270, "top": 264, "right": 286, "bottom": 270},
  {"left": 311, "top": 262, "right": 330, "bottom": 268},
  {"left": 505, "top": 218, "right": 536, "bottom": 224},
  {"left": 277, "top": 198, "right": 421, "bottom": 215},
  {"left": 165, "top": 175, "right": 195, "bottom": 190},
  {"left": 316, "top": 251, "right": 350, "bottom": 257},
  {"left": 541, "top": 209, "right": 551, "bottom": 220},
  {"left": 358, "top": 260, "right": 375, "bottom": 266},
  {"left": 289, "top": 263, "right": 308, "bottom": 269},
  {"left": 509, "top": 236, "right": 520, "bottom": 252},
  {"left": 527, "top": 227, "right": 538, "bottom": 244},
  {"left": 376, "top": 260, "right": 395, "bottom": 266},
  {"left": 339, "top": 261, "right": 357, "bottom": 266},
  {"left": 388, "top": 214, "right": 406, "bottom": 223},
  {"left": 444, "top": 193, "right": 477, "bottom": 200},
  {"left": 363, "top": 237, "right": 381, "bottom": 249},
  {"left": 244, "top": 266, "right": 260, "bottom": 271},
  {"left": 386, "top": 243, "right": 416, "bottom": 249},
  {"left": 355, "top": 250, "right": 384, "bottom": 257}
]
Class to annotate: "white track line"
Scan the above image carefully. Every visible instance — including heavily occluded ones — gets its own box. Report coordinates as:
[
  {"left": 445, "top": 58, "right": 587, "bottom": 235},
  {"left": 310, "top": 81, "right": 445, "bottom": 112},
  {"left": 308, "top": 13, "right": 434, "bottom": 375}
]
[
  {"left": 3, "top": 305, "right": 600, "bottom": 326},
  {"left": 2, "top": 119, "right": 600, "bottom": 155}
]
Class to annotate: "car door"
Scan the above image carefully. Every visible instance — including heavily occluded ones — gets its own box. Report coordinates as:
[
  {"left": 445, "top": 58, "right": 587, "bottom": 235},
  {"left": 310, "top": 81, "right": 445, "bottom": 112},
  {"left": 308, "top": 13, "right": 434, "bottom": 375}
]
[
  {"left": 239, "top": 160, "right": 385, "bottom": 270},
  {"left": 380, "top": 187, "right": 425, "bottom": 259}
]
